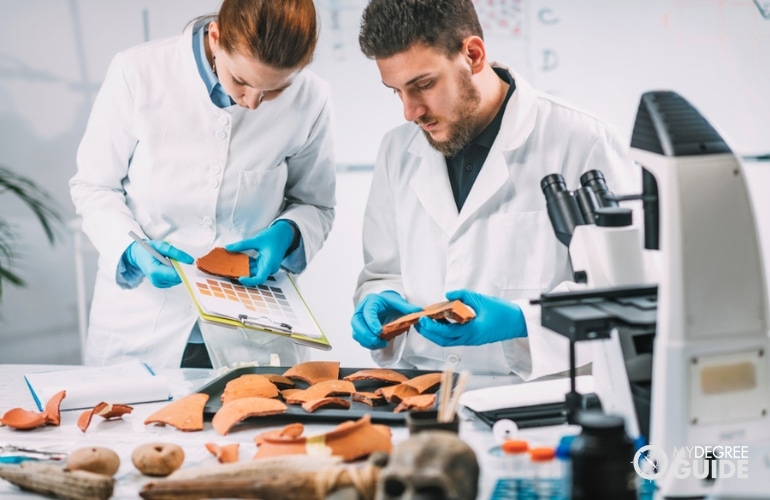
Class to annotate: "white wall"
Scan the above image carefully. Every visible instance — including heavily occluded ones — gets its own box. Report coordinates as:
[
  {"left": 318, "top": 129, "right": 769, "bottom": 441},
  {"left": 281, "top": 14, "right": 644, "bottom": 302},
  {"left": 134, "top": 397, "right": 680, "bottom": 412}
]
[{"left": 0, "top": 0, "right": 768, "bottom": 366}]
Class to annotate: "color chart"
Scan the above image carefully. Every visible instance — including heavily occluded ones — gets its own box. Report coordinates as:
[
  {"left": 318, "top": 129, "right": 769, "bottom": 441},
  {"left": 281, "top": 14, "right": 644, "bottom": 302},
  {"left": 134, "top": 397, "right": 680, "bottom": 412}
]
[{"left": 174, "top": 261, "right": 326, "bottom": 344}]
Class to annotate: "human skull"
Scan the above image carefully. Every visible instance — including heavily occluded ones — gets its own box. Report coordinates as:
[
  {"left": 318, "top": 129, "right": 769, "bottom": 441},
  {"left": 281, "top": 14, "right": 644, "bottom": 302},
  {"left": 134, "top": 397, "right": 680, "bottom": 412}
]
[{"left": 375, "top": 430, "right": 479, "bottom": 500}]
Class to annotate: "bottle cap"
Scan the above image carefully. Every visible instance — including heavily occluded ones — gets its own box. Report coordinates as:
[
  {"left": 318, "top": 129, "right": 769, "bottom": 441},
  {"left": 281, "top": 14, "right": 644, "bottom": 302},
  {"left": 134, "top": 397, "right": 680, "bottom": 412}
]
[
  {"left": 529, "top": 447, "right": 556, "bottom": 462},
  {"left": 501, "top": 439, "right": 529, "bottom": 455},
  {"left": 556, "top": 435, "right": 576, "bottom": 459}
]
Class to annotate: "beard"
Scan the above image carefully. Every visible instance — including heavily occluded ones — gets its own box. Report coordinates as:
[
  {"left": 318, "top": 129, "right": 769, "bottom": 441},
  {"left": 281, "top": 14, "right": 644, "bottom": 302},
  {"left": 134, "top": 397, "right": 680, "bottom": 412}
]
[{"left": 419, "top": 69, "right": 481, "bottom": 157}]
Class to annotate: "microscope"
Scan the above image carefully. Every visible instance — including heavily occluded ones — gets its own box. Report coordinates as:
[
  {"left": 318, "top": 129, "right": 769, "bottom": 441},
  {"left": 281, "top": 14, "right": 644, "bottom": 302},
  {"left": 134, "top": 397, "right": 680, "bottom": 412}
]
[
  {"left": 538, "top": 90, "right": 770, "bottom": 498},
  {"left": 539, "top": 166, "right": 656, "bottom": 442}
]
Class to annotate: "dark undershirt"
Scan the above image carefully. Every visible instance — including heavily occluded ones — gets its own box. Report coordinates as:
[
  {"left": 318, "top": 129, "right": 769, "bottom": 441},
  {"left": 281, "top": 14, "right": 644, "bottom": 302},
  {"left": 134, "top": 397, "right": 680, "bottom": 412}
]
[{"left": 446, "top": 67, "right": 515, "bottom": 211}]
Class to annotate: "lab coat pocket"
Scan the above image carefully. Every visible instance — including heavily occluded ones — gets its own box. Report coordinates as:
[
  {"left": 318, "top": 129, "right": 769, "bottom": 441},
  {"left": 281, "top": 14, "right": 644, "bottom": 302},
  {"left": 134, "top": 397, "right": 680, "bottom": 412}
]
[
  {"left": 488, "top": 210, "right": 555, "bottom": 293},
  {"left": 231, "top": 163, "right": 288, "bottom": 235}
]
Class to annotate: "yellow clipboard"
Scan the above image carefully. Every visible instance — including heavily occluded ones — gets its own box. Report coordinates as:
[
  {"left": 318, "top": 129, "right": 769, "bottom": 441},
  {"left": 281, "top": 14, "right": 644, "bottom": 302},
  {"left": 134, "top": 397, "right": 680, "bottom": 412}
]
[{"left": 173, "top": 260, "right": 331, "bottom": 351}]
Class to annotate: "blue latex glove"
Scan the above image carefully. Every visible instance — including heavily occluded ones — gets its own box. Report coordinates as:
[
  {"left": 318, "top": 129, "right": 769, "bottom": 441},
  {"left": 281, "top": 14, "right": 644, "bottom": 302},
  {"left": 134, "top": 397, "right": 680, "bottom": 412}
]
[
  {"left": 225, "top": 221, "right": 296, "bottom": 287},
  {"left": 351, "top": 291, "right": 423, "bottom": 350},
  {"left": 125, "top": 240, "right": 194, "bottom": 288},
  {"left": 415, "top": 289, "right": 527, "bottom": 347}
]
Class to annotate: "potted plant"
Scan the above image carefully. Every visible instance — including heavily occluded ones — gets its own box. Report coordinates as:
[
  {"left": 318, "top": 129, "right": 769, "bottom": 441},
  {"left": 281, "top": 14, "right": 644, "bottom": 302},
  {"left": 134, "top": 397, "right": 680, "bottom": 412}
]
[{"left": 0, "top": 164, "right": 63, "bottom": 298}]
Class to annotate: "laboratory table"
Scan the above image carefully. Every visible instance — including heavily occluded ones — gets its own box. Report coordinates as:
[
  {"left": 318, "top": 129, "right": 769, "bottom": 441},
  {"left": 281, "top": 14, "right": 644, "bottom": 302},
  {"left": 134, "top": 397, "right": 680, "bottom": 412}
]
[{"left": 0, "top": 364, "right": 573, "bottom": 499}]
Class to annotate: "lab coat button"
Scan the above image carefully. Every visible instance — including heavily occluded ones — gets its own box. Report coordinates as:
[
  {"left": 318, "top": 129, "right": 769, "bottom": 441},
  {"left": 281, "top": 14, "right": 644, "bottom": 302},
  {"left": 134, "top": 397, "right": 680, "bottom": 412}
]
[
  {"left": 208, "top": 178, "right": 219, "bottom": 188},
  {"left": 210, "top": 165, "right": 222, "bottom": 174},
  {"left": 202, "top": 217, "right": 214, "bottom": 227},
  {"left": 218, "top": 115, "right": 229, "bottom": 125},
  {"left": 216, "top": 130, "right": 227, "bottom": 139},
  {"left": 446, "top": 354, "right": 461, "bottom": 365}
]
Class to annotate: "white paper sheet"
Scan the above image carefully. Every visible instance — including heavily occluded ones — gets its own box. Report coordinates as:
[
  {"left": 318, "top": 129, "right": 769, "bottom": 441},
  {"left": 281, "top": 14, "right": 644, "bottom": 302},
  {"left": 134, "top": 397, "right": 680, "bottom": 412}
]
[
  {"left": 459, "top": 375, "right": 594, "bottom": 412},
  {"left": 23, "top": 360, "right": 171, "bottom": 411}
]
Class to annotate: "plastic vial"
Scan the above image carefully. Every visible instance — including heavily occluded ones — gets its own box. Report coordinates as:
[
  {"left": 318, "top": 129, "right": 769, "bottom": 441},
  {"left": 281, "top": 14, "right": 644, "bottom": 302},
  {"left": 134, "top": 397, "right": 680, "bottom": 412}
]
[
  {"left": 555, "top": 435, "right": 575, "bottom": 500},
  {"left": 489, "top": 439, "right": 530, "bottom": 500},
  {"left": 529, "top": 446, "right": 560, "bottom": 500}
]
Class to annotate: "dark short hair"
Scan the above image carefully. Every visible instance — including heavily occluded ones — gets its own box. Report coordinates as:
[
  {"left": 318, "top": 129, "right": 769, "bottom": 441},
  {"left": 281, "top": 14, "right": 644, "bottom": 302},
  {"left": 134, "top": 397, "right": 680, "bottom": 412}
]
[
  {"left": 359, "top": 0, "right": 483, "bottom": 59},
  {"left": 218, "top": 0, "right": 318, "bottom": 69}
]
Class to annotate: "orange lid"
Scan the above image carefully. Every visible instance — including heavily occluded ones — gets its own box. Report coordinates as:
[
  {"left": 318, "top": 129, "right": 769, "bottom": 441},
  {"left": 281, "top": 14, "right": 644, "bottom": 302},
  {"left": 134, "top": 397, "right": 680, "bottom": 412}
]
[
  {"left": 529, "top": 446, "right": 556, "bottom": 462},
  {"left": 501, "top": 439, "right": 529, "bottom": 454}
]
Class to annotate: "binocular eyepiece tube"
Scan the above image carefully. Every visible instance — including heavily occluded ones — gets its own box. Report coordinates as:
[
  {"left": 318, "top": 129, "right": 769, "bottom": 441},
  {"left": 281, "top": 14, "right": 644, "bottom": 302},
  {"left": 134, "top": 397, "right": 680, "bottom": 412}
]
[
  {"left": 541, "top": 169, "right": 619, "bottom": 246},
  {"left": 541, "top": 173, "right": 585, "bottom": 247}
]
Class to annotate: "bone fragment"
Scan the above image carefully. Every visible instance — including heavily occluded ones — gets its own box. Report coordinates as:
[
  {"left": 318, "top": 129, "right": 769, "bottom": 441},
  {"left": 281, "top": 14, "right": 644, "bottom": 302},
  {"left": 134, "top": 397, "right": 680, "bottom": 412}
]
[{"left": 0, "top": 462, "right": 114, "bottom": 500}]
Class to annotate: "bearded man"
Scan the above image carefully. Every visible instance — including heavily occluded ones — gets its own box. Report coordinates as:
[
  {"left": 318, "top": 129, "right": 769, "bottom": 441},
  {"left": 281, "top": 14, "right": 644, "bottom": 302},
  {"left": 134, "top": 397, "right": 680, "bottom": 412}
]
[{"left": 350, "top": 0, "right": 641, "bottom": 378}]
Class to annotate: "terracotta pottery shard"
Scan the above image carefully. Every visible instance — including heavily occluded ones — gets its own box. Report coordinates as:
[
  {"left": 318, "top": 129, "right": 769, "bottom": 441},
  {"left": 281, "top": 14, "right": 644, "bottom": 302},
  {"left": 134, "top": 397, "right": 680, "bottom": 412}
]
[
  {"left": 196, "top": 247, "right": 250, "bottom": 279},
  {"left": 282, "top": 361, "right": 340, "bottom": 385},
  {"left": 254, "top": 423, "right": 305, "bottom": 446},
  {"left": 342, "top": 368, "right": 409, "bottom": 385},
  {"left": 380, "top": 299, "right": 476, "bottom": 341},
  {"left": 403, "top": 372, "right": 442, "bottom": 394},
  {"left": 204, "top": 443, "right": 240, "bottom": 463},
  {"left": 280, "top": 388, "right": 303, "bottom": 401},
  {"left": 0, "top": 390, "right": 66, "bottom": 430},
  {"left": 374, "top": 383, "right": 418, "bottom": 404},
  {"left": 0, "top": 408, "right": 47, "bottom": 430},
  {"left": 351, "top": 391, "right": 388, "bottom": 407},
  {"left": 144, "top": 393, "right": 209, "bottom": 432},
  {"left": 78, "top": 402, "right": 134, "bottom": 433},
  {"left": 301, "top": 397, "right": 351, "bottom": 413},
  {"left": 379, "top": 310, "right": 426, "bottom": 341},
  {"left": 258, "top": 373, "right": 295, "bottom": 389},
  {"left": 254, "top": 414, "right": 392, "bottom": 462},
  {"left": 393, "top": 393, "right": 437, "bottom": 413},
  {"left": 212, "top": 397, "right": 287, "bottom": 435},
  {"left": 221, "top": 374, "right": 279, "bottom": 404},
  {"left": 373, "top": 372, "right": 441, "bottom": 403},
  {"left": 77, "top": 409, "right": 93, "bottom": 433},
  {"left": 42, "top": 390, "right": 67, "bottom": 426},
  {"left": 284, "top": 379, "right": 356, "bottom": 405}
]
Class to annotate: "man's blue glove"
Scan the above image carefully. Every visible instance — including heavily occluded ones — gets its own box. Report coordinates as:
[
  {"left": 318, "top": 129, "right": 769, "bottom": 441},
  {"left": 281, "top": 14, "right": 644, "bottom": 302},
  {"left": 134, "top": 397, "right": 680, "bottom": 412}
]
[
  {"left": 415, "top": 289, "right": 527, "bottom": 347},
  {"left": 225, "top": 220, "right": 297, "bottom": 287},
  {"left": 125, "top": 240, "right": 194, "bottom": 288},
  {"left": 351, "top": 291, "right": 423, "bottom": 350}
]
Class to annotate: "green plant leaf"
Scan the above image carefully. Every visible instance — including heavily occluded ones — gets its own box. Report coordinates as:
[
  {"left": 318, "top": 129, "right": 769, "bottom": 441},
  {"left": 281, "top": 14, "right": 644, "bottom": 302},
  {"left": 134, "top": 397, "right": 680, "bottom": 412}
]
[
  {"left": 0, "top": 165, "right": 64, "bottom": 298},
  {"left": 0, "top": 165, "right": 64, "bottom": 243}
]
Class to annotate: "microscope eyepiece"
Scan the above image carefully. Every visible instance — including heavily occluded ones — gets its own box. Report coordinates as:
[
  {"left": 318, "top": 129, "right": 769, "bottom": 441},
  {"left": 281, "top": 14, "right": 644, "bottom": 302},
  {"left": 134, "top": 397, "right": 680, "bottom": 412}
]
[
  {"left": 541, "top": 173, "right": 586, "bottom": 246},
  {"left": 580, "top": 169, "right": 618, "bottom": 208}
]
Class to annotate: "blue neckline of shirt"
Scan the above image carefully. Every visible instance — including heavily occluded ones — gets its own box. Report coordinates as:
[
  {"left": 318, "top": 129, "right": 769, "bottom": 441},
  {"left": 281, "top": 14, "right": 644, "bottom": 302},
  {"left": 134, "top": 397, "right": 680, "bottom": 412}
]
[{"left": 192, "top": 21, "right": 234, "bottom": 108}]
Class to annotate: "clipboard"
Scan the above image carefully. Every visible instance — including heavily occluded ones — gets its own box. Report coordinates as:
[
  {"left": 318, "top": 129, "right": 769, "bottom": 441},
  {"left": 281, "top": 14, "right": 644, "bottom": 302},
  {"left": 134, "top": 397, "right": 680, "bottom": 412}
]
[{"left": 173, "top": 261, "right": 331, "bottom": 351}]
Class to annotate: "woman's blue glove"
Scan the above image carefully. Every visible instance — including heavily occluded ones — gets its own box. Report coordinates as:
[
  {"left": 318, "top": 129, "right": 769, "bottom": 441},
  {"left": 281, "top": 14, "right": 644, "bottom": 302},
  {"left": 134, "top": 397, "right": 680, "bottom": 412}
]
[
  {"left": 125, "top": 240, "right": 194, "bottom": 288},
  {"left": 225, "top": 220, "right": 297, "bottom": 287},
  {"left": 351, "top": 291, "right": 423, "bottom": 350},
  {"left": 415, "top": 289, "right": 527, "bottom": 347}
]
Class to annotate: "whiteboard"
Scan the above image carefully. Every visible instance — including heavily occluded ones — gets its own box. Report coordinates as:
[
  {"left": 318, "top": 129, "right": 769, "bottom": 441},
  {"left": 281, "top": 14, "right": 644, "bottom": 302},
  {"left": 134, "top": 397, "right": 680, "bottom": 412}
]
[{"left": 310, "top": 0, "right": 770, "bottom": 163}]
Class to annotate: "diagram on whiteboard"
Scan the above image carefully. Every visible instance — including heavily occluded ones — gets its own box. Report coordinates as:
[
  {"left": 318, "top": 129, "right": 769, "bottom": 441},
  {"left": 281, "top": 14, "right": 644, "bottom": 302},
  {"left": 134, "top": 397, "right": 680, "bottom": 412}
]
[{"left": 473, "top": 0, "right": 527, "bottom": 37}]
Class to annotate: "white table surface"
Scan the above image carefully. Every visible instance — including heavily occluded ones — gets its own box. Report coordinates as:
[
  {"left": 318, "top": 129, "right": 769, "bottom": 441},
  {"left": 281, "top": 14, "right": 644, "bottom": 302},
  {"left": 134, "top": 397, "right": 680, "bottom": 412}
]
[{"left": 0, "top": 364, "right": 571, "bottom": 499}]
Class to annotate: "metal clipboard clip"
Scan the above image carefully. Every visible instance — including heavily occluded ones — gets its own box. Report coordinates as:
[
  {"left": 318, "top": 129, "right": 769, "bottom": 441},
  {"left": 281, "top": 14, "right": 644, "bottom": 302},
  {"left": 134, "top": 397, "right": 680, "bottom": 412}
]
[{"left": 238, "top": 314, "right": 293, "bottom": 334}]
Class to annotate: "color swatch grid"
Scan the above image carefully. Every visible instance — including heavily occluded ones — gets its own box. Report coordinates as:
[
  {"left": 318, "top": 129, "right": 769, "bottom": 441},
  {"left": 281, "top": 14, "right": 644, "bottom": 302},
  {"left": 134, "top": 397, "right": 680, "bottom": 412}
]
[
  {"left": 175, "top": 260, "right": 324, "bottom": 340},
  {"left": 194, "top": 277, "right": 298, "bottom": 324}
]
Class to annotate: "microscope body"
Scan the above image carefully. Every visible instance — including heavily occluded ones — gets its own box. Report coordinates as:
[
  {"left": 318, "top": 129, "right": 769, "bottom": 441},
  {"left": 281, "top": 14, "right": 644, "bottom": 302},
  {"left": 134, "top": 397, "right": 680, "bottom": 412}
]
[
  {"left": 631, "top": 92, "right": 770, "bottom": 497},
  {"left": 541, "top": 90, "right": 770, "bottom": 497}
]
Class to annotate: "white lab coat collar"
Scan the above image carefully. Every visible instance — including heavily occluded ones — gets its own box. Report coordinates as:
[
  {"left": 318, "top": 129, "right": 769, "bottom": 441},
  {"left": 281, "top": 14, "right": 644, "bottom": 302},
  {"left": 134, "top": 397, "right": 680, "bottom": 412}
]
[{"left": 406, "top": 68, "right": 539, "bottom": 237}]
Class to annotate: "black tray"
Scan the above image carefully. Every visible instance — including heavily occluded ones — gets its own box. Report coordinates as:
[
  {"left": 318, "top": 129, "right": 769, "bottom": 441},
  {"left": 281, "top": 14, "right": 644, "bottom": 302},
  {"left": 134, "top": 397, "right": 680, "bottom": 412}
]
[{"left": 196, "top": 366, "right": 446, "bottom": 425}]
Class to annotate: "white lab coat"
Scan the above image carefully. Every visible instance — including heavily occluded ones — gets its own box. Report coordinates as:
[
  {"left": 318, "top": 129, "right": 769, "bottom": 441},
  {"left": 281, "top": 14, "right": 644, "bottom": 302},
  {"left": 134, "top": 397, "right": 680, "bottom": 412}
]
[
  {"left": 71, "top": 21, "right": 336, "bottom": 371},
  {"left": 354, "top": 68, "right": 641, "bottom": 379}
]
